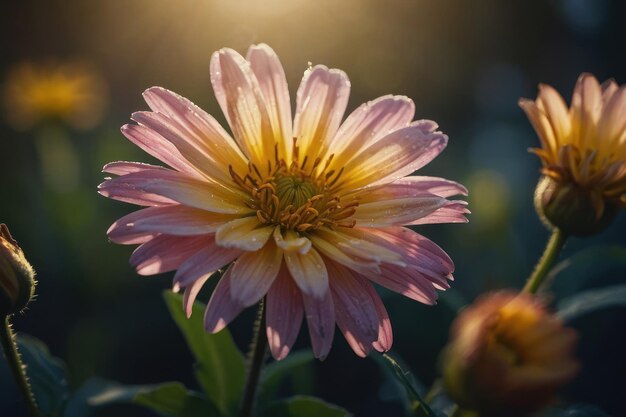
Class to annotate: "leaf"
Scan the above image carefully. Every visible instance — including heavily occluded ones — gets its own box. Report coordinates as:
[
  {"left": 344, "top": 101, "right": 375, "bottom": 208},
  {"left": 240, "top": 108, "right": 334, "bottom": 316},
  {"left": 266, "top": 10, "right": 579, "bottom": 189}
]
[
  {"left": 264, "top": 396, "right": 351, "bottom": 417},
  {"left": 546, "top": 245, "right": 626, "bottom": 295},
  {"left": 63, "top": 378, "right": 221, "bottom": 417},
  {"left": 374, "top": 353, "right": 436, "bottom": 417},
  {"left": 163, "top": 291, "right": 246, "bottom": 416},
  {"left": 62, "top": 378, "right": 149, "bottom": 417},
  {"left": 557, "top": 284, "right": 626, "bottom": 322},
  {"left": 541, "top": 403, "right": 612, "bottom": 417},
  {"left": 259, "top": 350, "right": 313, "bottom": 405},
  {"left": 134, "top": 382, "right": 222, "bottom": 417},
  {"left": 16, "top": 334, "right": 68, "bottom": 417}
]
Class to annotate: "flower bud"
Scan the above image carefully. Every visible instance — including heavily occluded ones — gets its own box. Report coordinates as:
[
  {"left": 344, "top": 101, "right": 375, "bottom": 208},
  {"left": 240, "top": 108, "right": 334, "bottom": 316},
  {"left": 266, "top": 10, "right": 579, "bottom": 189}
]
[
  {"left": 534, "top": 175, "right": 619, "bottom": 237},
  {"left": 441, "top": 291, "right": 578, "bottom": 417},
  {"left": 0, "top": 224, "right": 36, "bottom": 316}
]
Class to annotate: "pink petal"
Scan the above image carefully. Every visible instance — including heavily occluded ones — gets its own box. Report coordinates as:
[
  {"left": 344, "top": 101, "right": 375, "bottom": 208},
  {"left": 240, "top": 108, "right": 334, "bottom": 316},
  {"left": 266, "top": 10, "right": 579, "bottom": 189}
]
[
  {"left": 328, "top": 95, "right": 414, "bottom": 171},
  {"left": 131, "top": 111, "right": 241, "bottom": 185},
  {"left": 121, "top": 123, "right": 200, "bottom": 177},
  {"left": 173, "top": 239, "right": 242, "bottom": 287},
  {"left": 183, "top": 274, "right": 211, "bottom": 318},
  {"left": 314, "top": 228, "right": 405, "bottom": 266},
  {"left": 339, "top": 120, "right": 448, "bottom": 191},
  {"left": 284, "top": 246, "right": 329, "bottom": 298},
  {"left": 215, "top": 217, "right": 274, "bottom": 251},
  {"left": 364, "top": 282, "right": 393, "bottom": 352},
  {"left": 99, "top": 169, "right": 178, "bottom": 207},
  {"left": 365, "top": 263, "right": 439, "bottom": 305},
  {"left": 102, "top": 161, "right": 168, "bottom": 176},
  {"left": 293, "top": 65, "right": 350, "bottom": 170},
  {"left": 99, "top": 169, "right": 252, "bottom": 214},
  {"left": 210, "top": 48, "right": 275, "bottom": 166},
  {"left": 246, "top": 44, "right": 293, "bottom": 162},
  {"left": 408, "top": 200, "right": 470, "bottom": 225},
  {"left": 365, "top": 227, "right": 454, "bottom": 278},
  {"left": 328, "top": 261, "right": 380, "bottom": 357},
  {"left": 309, "top": 233, "right": 379, "bottom": 276},
  {"left": 266, "top": 264, "right": 304, "bottom": 360},
  {"left": 204, "top": 266, "right": 246, "bottom": 333},
  {"left": 108, "top": 206, "right": 237, "bottom": 239},
  {"left": 353, "top": 195, "right": 446, "bottom": 227},
  {"left": 129, "top": 235, "right": 209, "bottom": 276},
  {"left": 357, "top": 227, "right": 455, "bottom": 303},
  {"left": 142, "top": 87, "right": 249, "bottom": 175},
  {"left": 367, "top": 176, "right": 468, "bottom": 199},
  {"left": 301, "top": 287, "right": 335, "bottom": 360},
  {"left": 228, "top": 242, "right": 282, "bottom": 306}
]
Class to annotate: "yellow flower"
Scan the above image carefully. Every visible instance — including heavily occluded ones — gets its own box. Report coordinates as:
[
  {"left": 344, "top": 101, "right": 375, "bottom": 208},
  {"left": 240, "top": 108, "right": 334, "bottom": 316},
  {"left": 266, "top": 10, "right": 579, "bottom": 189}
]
[
  {"left": 3, "top": 61, "right": 107, "bottom": 130},
  {"left": 441, "top": 292, "right": 579, "bottom": 417},
  {"left": 520, "top": 73, "right": 626, "bottom": 235},
  {"left": 0, "top": 224, "right": 35, "bottom": 316}
]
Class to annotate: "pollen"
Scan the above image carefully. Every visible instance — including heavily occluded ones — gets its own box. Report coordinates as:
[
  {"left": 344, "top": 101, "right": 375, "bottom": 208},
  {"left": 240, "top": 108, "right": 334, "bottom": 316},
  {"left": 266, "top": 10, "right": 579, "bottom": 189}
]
[{"left": 229, "top": 144, "right": 357, "bottom": 233}]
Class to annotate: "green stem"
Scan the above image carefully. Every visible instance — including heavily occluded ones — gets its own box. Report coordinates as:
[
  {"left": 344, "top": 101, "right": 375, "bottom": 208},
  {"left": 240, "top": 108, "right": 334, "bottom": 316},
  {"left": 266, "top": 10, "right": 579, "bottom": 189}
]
[
  {"left": 239, "top": 301, "right": 267, "bottom": 417},
  {"left": 0, "top": 317, "right": 42, "bottom": 417},
  {"left": 381, "top": 353, "right": 435, "bottom": 417},
  {"left": 523, "top": 228, "right": 567, "bottom": 294}
]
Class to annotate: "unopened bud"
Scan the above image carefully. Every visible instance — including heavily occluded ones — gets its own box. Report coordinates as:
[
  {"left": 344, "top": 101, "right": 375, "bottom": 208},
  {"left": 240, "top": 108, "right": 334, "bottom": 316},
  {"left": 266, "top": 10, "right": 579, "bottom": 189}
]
[
  {"left": 534, "top": 175, "right": 619, "bottom": 237},
  {"left": 0, "top": 224, "right": 36, "bottom": 316},
  {"left": 441, "top": 291, "right": 578, "bottom": 417}
]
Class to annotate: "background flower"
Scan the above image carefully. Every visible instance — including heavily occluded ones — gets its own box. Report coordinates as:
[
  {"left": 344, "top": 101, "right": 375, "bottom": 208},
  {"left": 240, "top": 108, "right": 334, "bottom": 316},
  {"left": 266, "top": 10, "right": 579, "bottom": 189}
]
[
  {"left": 3, "top": 61, "right": 107, "bottom": 131},
  {"left": 441, "top": 291, "right": 579, "bottom": 417},
  {"left": 520, "top": 74, "right": 626, "bottom": 235}
]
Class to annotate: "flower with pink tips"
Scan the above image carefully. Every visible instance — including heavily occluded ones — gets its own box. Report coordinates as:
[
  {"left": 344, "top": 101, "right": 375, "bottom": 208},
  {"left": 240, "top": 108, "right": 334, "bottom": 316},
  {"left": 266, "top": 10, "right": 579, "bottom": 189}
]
[{"left": 100, "top": 44, "right": 468, "bottom": 360}]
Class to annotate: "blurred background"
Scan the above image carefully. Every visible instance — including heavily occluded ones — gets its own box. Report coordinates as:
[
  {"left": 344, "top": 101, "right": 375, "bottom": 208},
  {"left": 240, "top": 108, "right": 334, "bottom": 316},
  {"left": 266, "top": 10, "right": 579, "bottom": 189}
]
[{"left": 1, "top": 0, "right": 625, "bottom": 416}]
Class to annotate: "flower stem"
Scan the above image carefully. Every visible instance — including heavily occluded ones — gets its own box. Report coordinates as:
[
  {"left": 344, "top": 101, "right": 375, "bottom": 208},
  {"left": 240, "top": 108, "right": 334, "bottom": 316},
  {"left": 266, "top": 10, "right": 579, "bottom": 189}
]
[
  {"left": 239, "top": 301, "right": 267, "bottom": 417},
  {"left": 523, "top": 228, "right": 567, "bottom": 294},
  {"left": 0, "top": 316, "right": 42, "bottom": 417}
]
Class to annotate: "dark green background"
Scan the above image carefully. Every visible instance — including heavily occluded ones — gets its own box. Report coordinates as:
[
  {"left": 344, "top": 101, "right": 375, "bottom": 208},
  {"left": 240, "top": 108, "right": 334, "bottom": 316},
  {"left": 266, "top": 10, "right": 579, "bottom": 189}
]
[{"left": 1, "top": 1, "right": 625, "bottom": 416}]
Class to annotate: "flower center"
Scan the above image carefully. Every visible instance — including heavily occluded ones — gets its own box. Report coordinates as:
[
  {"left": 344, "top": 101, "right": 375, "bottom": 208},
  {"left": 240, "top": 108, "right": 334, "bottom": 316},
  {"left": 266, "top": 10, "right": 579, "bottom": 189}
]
[
  {"left": 274, "top": 175, "right": 318, "bottom": 208},
  {"left": 229, "top": 145, "right": 358, "bottom": 233}
]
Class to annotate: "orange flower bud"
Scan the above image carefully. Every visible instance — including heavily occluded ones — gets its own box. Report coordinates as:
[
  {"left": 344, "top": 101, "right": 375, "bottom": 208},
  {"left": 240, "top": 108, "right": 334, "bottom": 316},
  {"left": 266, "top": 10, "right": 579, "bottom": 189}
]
[
  {"left": 534, "top": 175, "right": 619, "bottom": 236},
  {"left": 441, "top": 292, "right": 579, "bottom": 417},
  {"left": 0, "top": 224, "right": 36, "bottom": 316}
]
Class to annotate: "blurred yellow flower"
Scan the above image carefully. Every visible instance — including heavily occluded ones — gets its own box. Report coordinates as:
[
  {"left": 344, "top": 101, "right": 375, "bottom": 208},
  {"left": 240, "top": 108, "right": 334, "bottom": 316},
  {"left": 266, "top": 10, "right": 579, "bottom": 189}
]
[
  {"left": 441, "top": 291, "right": 578, "bottom": 417},
  {"left": 3, "top": 61, "right": 107, "bottom": 130},
  {"left": 520, "top": 73, "right": 626, "bottom": 235}
]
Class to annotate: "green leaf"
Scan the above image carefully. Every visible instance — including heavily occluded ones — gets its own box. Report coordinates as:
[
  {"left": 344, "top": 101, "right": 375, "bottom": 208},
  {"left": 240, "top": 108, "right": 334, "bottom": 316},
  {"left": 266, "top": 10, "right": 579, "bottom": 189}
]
[
  {"left": 557, "top": 284, "right": 626, "bottom": 322},
  {"left": 264, "top": 396, "right": 351, "bottom": 417},
  {"left": 541, "top": 403, "right": 612, "bottom": 417},
  {"left": 16, "top": 334, "right": 68, "bottom": 417},
  {"left": 163, "top": 291, "right": 245, "bottom": 416},
  {"left": 547, "top": 245, "right": 626, "bottom": 295},
  {"left": 134, "top": 382, "right": 222, "bottom": 417},
  {"left": 374, "top": 353, "right": 436, "bottom": 417},
  {"left": 259, "top": 350, "right": 313, "bottom": 405},
  {"left": 62, "top": 377, "right": 149, "bottom": 417}
]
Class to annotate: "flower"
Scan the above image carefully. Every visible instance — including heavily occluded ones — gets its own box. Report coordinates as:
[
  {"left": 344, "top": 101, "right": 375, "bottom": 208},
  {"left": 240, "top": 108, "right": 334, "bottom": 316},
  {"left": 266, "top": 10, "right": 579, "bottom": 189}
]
[
  {"left": 100, "top": 44, "right": 468, "bottom": 360},
  {"left": 519, "top": 73, "right": 626, "bottom": 236},
  {"left": 3, "top": 61, "right": 107, "bottom": 130},
  {"left": 0, "top": 224, "right": 36, "bottom": 317},
  {"left": 441, "top": 292, "right": 579, "bottom": 417}
]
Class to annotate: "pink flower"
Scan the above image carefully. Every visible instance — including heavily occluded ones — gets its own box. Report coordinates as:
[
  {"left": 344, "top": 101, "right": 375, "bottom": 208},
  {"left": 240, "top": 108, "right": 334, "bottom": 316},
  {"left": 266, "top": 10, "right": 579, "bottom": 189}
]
[{"left": 100, "top": 44, "right": 468, "bottom": 360}]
